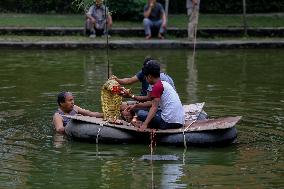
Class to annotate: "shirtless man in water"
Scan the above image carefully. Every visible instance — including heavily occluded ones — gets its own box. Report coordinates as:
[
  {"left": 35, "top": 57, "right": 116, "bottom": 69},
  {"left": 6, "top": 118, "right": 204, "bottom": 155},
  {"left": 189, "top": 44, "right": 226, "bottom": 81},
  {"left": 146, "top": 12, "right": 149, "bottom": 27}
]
[{"left": 53, "top": 92, "right": 103, "bottom": 134}]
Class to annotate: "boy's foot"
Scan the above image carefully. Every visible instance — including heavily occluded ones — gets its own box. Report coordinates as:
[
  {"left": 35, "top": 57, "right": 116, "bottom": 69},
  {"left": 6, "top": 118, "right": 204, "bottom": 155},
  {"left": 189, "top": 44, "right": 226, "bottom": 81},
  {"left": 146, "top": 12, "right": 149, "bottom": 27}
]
[
  {"left": 145, "top": 35, "right": 151, "bottom": 40},
  {"left": 158, "top": 33, "right": 164, "bottom": 39},
  {"left": 89, "top": 34, "right": 96, "bottom": 38}
]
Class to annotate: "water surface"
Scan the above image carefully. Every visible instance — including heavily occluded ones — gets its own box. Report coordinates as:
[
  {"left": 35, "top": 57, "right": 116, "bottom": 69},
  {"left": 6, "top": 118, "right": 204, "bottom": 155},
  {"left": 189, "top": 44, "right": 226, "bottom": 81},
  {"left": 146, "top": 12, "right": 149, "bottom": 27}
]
[{"left": 0, "top": 49, "right": 283, "bottom": 188}]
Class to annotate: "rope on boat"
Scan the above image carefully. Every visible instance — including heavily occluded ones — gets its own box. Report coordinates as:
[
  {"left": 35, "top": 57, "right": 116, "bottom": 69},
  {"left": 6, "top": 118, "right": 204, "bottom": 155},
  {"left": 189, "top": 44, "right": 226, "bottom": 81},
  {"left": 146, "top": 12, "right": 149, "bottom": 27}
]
[
  {"left": 182, "top": 119, "right": 197, "bottom": 148},
  {"left": 96, "top": 127, "right": 101, "bottom": 144},
  {"left": 182, "top": 148, "right": 187, "bottom": 165},
  {"left": 96, "top": 123, "right": 104, "bottom": 144},
  {"left": 149, "top": 130, "right": 157, "bottom": 156}
]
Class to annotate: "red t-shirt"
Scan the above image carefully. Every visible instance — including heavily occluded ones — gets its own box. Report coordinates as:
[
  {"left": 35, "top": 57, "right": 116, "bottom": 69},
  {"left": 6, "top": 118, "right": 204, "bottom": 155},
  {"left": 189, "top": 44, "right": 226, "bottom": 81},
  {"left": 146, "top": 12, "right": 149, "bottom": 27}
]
[
  {"left": 151, "top": 80, "right": 164, "bottom": 99},
  {"left": 149, "top": 80, "right": 185, "bottom": 124}
]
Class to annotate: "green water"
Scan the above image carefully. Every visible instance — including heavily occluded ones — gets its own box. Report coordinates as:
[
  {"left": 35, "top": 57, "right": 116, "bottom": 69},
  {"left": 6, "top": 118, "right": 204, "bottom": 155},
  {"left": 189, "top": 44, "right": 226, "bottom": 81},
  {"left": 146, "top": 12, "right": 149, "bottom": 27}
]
[{"left": 0, "top": 49, "right": 283, "bottom": 188}]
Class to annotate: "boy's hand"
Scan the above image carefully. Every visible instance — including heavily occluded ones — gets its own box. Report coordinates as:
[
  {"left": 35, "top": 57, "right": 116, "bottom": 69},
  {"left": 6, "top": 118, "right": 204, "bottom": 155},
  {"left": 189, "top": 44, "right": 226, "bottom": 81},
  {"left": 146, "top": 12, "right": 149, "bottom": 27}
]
[
  {"left": 138, "top": 123, "right": 148, "bottom": 132},
  {"left": 110, "top": 75, "right": 118, "bottom": 80},
  {"left": 121, "top": 92, "right": 131, "bottom": 98},
  {"left": 126, "top": 104, "right": 136, "bottom": 112}
]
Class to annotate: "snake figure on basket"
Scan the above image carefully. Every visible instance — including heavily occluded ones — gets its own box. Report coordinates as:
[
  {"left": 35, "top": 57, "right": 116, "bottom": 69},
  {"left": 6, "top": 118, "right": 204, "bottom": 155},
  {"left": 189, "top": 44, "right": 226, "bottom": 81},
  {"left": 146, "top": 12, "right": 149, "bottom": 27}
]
[{"left": 101, "top": 79, "right": 131, "bottom": 124}]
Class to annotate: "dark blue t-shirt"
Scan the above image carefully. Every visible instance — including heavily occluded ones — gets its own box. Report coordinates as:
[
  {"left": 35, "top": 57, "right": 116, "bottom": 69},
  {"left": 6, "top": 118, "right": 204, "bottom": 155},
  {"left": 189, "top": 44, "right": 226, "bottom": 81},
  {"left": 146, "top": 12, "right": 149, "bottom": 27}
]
[
  {"left": 136, "top": 70, "right": 149, "bottom": 96},
  {"left": 144, "top": 3, "right": 165, "bottom": 21},
  {"left": 136, "top": 70, "right": 176, "bottom": 96}
]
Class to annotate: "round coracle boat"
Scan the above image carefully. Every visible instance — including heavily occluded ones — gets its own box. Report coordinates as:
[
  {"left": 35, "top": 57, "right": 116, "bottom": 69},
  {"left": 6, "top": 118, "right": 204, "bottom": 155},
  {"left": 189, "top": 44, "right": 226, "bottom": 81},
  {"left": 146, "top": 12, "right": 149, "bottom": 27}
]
[{"left": 64, "top": 103, "right": 241, "bottom": 147}]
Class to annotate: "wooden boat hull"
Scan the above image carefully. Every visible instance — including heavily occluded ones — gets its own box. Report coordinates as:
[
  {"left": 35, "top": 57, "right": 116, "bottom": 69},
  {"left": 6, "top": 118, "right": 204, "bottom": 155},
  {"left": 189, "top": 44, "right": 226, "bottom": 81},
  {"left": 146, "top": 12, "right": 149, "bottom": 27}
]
[{"left": 65, "top": 116, "right": 241, "bottom": 146}]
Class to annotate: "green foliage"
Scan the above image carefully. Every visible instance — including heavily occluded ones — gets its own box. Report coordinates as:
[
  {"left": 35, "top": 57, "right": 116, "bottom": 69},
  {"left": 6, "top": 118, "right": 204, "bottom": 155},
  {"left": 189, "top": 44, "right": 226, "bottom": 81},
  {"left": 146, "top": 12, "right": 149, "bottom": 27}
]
[
  {"left": 108, "top": 0, "right": 146, "bottom": 21},
  {"left": 0, "top": 0, "right": 283, "bottom": 16},
  {"left": 71, "top": 0, "right": 93, "bottom": 12},
  {"left": 0, "top": 0, "right": 76, "bottom": 13},
  {"left": 198, "top": 0, "right": 284, "bottom": 14},
  {"left": 159, "top": 0, "right": 284, "bottom": 14},
  {"left": 71, "top": 0, "right": 147, "bottom": 21}
]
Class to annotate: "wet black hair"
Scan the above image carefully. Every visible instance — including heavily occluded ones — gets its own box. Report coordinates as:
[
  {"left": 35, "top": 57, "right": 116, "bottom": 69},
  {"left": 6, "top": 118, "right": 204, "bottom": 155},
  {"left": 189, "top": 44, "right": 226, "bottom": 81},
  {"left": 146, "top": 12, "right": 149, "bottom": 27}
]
[
  {"left": 143, "top": 56, "right": 155, "bottom": 67},
  {"left": 142, "top": 60, "right": 160, "bottom": 78},
  {"left": 57, "top": 92, "right": 73, "bottom": 106}
]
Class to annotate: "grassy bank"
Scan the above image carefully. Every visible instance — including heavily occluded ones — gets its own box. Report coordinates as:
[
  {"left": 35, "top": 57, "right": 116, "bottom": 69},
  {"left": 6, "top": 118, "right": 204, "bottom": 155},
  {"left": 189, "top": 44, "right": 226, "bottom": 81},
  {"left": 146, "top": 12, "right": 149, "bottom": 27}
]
[
  {"left": 0, "top": 35, "right": 282, "bottom": 42},
  {"left": 0, "top": 13, "right": 283, "bottom": 28}
]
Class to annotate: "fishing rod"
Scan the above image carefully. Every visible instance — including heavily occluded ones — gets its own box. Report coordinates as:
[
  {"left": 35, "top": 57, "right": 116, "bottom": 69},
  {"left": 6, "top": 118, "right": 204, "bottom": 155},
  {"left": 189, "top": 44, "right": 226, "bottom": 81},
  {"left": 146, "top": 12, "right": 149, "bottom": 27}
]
[{"left": 104, "top": 0, "right": 110, "bottom": 79}]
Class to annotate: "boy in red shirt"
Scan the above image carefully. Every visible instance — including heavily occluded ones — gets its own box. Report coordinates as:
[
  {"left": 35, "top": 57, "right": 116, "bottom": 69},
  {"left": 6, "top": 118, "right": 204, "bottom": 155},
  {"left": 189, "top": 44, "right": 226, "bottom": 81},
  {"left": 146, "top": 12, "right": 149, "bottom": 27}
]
[{"left": 133, "top": 61, "right": 185, "bottom": 131}]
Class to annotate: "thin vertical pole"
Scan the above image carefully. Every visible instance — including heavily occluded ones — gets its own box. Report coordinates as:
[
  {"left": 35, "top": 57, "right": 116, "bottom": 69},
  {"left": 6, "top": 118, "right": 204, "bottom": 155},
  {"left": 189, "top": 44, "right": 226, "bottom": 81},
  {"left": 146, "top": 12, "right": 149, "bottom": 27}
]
[
  {"left": 242, "top": 0, "right": 247, "bottom": 36},
  {"left": 192, "top": 1, "right": 200, "bottom": 59},
  {"left": 104, "top": 0, "right": 110, "bottom": 79},
  {"left": 165, "top": 0, "right": 169, "bottom": 20}
]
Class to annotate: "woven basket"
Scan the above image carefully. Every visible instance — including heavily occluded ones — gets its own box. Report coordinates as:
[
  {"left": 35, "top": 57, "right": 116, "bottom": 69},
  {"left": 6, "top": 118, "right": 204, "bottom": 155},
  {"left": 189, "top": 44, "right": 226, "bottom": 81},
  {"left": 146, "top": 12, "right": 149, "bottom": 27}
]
[{"left": 101, "top": 79, "right": 122, "bottom": 122}]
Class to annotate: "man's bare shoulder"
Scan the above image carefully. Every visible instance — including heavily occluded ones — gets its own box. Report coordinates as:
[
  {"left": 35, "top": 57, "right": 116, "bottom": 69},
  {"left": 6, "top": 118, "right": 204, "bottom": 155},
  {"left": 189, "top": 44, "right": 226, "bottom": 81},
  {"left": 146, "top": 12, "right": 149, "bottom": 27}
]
[{"left": 53, "top": 112, "right": 62, "bottom": 119}]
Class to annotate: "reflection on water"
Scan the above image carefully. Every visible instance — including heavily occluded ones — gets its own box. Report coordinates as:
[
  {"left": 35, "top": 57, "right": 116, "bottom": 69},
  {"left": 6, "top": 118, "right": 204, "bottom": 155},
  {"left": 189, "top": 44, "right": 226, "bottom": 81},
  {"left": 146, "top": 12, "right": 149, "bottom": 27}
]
[
  {"left": 0, "top": 49, "right": 283, "bottom": 188},
  {"left": 186, "top": 52, "right": 198, "bottom": 103},
  {"left": 160, "top": 163, "right": 186, "bottom": 189},
  {"left": 53, "top": 133, "right": 66, "bottom": 149}
]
